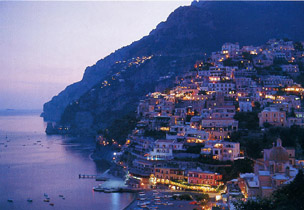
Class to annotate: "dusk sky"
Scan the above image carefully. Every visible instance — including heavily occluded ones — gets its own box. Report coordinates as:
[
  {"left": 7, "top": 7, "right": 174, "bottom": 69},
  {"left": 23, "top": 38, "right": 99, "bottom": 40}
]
[{"left": 0, "top": 1, "right": 190, "bottom": 110}]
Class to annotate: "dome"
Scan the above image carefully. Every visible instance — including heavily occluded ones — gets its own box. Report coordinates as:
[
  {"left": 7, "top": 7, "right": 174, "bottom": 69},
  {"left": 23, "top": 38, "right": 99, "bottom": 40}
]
[{"left": 269, "top": 138, "right": 289, "bottom": 163}]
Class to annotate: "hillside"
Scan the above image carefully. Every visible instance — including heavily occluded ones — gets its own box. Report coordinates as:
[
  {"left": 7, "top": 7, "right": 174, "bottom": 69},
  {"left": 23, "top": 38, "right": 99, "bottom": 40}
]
[{"left": 42, "top": 1, "right": 304, "bottom": 138}]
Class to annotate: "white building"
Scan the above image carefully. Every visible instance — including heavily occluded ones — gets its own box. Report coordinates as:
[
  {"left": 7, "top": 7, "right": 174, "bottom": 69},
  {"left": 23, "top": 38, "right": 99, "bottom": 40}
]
[
  {"left": 222, "top": 42, "right": 240, "bottom": 57},
  {"left": 201, "top": 141, "right": 241, "bottom": 161},
  {"left": 148, "top": 139, "right": 183, "bottom": 161},
  {"left": 208, "top": 82, "right": 235, "bottom": 94}
]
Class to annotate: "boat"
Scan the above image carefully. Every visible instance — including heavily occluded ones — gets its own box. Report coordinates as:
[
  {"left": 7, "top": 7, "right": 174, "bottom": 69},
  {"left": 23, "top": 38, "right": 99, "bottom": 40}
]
[
  {"left": 93, "top": 186, "right": 104, "bottom": 192},
  {"left": 7, "top": 199, "right": 13, "bottom": 202},
  {"left": 27, "top": 199, "right": 33, "bottom": 202},
  {"left": 43, "top": 199, "right": 50, "bottom": 202},
  {"left": 49, "top": 203, "right": 54, "bottom": 206},
  {"left": 59, "top": 195, "right": 64, "bottom": 197}
]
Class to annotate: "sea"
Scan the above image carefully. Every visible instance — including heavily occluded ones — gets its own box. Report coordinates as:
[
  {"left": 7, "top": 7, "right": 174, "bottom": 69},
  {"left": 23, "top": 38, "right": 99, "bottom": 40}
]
[{"left": 0, "top": 110, "right": 135, "bottom": 210}]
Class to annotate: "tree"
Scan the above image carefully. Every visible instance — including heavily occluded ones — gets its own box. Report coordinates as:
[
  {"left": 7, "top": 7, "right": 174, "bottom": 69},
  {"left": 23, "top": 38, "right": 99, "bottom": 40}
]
[
  {"left": 194, "top": 193, "right": 209, "bottom": 205},
  {"left": 272, "top": 170, "right": 304, "bottom": 210},
  {"left": 234, "top": 198, "right": 273, "bottom": 210},
  {"left": 294, "top": 41, "right": 304, "bottom": 51}
]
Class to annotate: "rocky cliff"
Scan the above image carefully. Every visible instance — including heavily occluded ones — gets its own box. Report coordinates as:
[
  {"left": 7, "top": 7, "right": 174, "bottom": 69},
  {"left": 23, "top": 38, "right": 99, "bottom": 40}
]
[{"left": 42, "top": 1, "right": 304, "bottom": 138}]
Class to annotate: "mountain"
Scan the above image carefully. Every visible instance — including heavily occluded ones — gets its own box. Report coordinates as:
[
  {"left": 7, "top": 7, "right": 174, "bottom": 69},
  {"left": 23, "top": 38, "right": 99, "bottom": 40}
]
[{"left": 42, "top": 1, "right": 304, "bottom": 138}]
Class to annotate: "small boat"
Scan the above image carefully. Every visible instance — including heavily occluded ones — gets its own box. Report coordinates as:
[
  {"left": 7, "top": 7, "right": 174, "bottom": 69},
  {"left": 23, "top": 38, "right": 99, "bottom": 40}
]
[
  {"left": 7, "top": 199, "right": 13, "bottom": 202},
  {"left": 27, "top": 199, "right": 33, "bottom": 202},
  {"left": 93, "top": 186, "right": 105, "bottom": 192},
  {"left": 49, "top": 203, "right": 54, "bottom": 206},
  {"left": 59, "top": 195, "right": 64, "bottom": 197},
  {"left": 43, "top": 199, "right": 50, "bottom": 202}
]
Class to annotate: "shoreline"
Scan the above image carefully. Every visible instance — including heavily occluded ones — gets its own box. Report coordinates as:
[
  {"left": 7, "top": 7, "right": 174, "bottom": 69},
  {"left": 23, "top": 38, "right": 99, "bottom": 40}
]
[{"left": 123, "top": 192, "right": 139, "bottom": 210}]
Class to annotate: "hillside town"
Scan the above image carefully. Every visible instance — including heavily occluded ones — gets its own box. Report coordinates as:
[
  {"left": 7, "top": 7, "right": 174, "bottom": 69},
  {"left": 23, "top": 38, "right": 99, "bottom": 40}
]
[{"left": 97, "top": 39, "right": 304, "bottom": 209}]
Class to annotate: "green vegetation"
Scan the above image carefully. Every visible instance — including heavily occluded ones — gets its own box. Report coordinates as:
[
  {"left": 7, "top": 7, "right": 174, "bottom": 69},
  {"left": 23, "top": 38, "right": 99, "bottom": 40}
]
[
  {"left": 294, "top": 41, "right": 304, "bottom": 51},
  {"left": 199, "top": 155, "right": 232, "bottom": 165},
  {"left": 144, "top": 130, "right": 166, "bottom": 139},
  {"left": 216, "top": 158, "right": 254, "bottom": 182},
  {"left": 234, "top": 112, "right": 259, "bottom": 130},
  {"left": 98, "top": 112, "right": 137, "bottom": 144},
  {"left": 186, "top": 145, "right": 204, "bottom": 154}
]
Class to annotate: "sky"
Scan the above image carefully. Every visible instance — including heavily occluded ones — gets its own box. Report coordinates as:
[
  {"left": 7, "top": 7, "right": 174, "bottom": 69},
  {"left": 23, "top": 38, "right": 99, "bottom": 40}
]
[{"left": 0, "top": 1, "right": 191, "bottom": 110}]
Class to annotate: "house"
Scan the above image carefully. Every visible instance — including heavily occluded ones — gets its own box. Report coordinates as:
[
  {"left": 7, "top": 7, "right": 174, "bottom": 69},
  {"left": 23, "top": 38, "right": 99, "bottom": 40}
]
[
  {"left": 222, "top": 42, "right": 240, "bottom": 57},
  {"left": 238, "top": 97, "right": 252, "bottom": 112},
  {"left": 148, "top": 139, "right": 184, "bottom": 161},
  {"left": 201, "top": 118, "right": 238, "bottom": 140},
  {"left": 185, "top": 128, "right": 209, "bottom": 143},
  {"left": 258, "top": 107, "right": 286, "bottom": 127},
  {"left": 201, "top": 141, "right": 241, "bottom": 161}
]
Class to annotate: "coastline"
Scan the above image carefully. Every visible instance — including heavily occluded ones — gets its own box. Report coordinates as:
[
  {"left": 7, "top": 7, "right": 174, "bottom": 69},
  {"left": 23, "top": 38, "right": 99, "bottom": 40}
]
[{"left": 123, "top": 192, "right": 138, "bottom": 210}]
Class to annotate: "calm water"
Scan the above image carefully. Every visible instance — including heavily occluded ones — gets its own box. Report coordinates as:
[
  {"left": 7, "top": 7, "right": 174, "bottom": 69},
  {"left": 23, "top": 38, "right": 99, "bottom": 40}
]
[{"left": 0, "top": 111, "right": 134, "bottom": 210}]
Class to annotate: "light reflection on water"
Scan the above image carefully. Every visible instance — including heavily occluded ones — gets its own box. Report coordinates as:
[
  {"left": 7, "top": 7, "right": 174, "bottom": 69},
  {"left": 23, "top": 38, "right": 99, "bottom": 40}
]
[{"left": 0, "top": 113, "right": 134, "bottom": 210}]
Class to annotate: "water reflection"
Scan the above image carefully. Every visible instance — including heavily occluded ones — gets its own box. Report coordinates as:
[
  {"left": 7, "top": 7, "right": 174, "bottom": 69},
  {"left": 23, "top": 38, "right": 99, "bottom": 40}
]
[{"left": 0, "top": 113, "right": 134, "bottom": 210}]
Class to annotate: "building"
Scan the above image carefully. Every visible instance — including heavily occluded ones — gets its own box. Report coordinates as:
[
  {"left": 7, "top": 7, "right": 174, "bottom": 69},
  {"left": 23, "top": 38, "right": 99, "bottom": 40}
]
[
  {"left": 281, "top": 64, "right": 300, "bottom": 77},
  {"left": 208, "top": 82, "right": 235, "bottom": 94},
  {"left": 130, "top": 159, "right": 155, "bottom": 178},
  {"left": 222, "top": 42, "right": 240, "bottom": 57},
  {"left": 258, "top": 107, "right": 286, "bottom": 127},
  {"left": 201, "top": 141, "right": 241, "bottom": 161},
  {"left": 201, "top": 118, "right": 238, "bottom": 140},
  {"left": 185, "top": 128, "right": 209, "bottom": 143},
  {"left": 238, "top": 173, "right": 260, "bottom": 198},
  {"left": 239, "top": 97, "right": 253, "bottom": 112},
  {"left": 252, "top": 138, "right": 298, "bottom": 197},
  {"left": 188, "top": 168, "right": 222, "bottom": 186},
  {"left": 154, "top": 167, "right": 186, "bottom": 181},
  {"left": 148, "top": 139, "right": 183, "bottom": 161}
]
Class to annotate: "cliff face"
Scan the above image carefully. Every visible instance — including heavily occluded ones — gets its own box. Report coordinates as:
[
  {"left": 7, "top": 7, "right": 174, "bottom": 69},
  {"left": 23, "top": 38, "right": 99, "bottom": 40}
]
[{"left": 42, "top": 1, "right": 304, "bottom": 137}]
